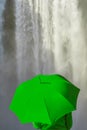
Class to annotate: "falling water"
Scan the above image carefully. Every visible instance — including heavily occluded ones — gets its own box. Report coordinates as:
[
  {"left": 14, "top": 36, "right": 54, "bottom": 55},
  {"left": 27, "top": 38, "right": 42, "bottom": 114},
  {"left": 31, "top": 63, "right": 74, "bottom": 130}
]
[
  {"left": 14, "top": 0, "right": 87, "bottom": 130},
  {"left": 15, "top": 0, "right": 87, "bottom": 83},
  {"left": 0, "top": 0, "right": 6, "bottom": 67},
  {"left": 0, "top": 0, "right": 87, "bottom": 130}
]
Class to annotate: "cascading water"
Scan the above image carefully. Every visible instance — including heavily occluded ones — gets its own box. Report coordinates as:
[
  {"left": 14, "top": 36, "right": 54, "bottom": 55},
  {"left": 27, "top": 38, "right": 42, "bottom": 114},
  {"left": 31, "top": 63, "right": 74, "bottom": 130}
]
[
  {"left": 14, "top": 0, "right": 87, "bottom": 130},
  {"left": 0, "top": 0, "right": 87, "bottom": 130},
  {"left": 0, "top": 0, "right": 6, "bottom": 68},
  {"left": 15, "top": 0, "right": 86, "bottom": 82}
]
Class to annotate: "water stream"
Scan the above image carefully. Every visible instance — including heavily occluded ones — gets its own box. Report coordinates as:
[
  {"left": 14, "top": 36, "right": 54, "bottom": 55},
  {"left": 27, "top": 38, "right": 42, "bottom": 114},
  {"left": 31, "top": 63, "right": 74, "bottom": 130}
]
[{"left": 0, "top": 0, "right": 87, "bottom": 130}]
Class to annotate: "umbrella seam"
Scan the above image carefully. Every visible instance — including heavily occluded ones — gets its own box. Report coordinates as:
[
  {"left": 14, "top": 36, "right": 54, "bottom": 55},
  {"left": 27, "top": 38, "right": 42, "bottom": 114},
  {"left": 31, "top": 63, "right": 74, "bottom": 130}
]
[
  {"left": 55, "top": 88, "right": 76, "bottom": 110},
  {"left": 43, "top": 95, "right": 52, "bottom": 125}
]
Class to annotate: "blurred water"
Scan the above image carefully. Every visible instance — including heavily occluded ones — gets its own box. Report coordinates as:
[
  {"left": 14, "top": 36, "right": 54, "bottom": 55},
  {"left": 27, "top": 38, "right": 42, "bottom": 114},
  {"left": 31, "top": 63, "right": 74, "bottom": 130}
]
[
  {"left": 0, "top": 0, "right": 18, "bottom": 97},
  {"left": 0, "top": 0, "right": 6, "bottom": 65},
  {"left": 0, "top": 0, "right": 87, "bottom": 130},
  {"left": 0, "top": 1, "right": 20, "bottom": 130}
]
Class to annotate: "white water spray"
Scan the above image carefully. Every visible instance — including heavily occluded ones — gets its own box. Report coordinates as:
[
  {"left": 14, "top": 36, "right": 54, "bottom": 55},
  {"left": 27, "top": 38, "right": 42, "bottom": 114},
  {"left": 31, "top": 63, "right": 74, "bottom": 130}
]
[{"left": 15, "top": 1, "right": 87, "bottom": 129}]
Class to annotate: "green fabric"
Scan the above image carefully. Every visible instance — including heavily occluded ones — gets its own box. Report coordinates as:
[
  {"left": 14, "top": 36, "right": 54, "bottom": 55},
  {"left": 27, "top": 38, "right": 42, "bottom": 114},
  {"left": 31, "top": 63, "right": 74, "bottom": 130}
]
[
  {"left": 33, "top": 112, "right": 72, "bottom": 130},
  {"left": 9, "top": 73, "right": 80, "bottom": 126}
]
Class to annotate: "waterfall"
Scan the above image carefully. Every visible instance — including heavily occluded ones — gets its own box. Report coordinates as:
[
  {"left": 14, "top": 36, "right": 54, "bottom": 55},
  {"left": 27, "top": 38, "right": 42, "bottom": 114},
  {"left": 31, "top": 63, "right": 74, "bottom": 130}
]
[
  {"left": 15, "top": 0, "right": 87, "bottom": 129},
  {"left": 15, "top": 0, "right": 86, "bottom": 83},
  {"left": 0, "top": 0, "right": 87, "bottom": 129},
  {"left": 0, "top": 0, "right": 6, "bottom": 66}
]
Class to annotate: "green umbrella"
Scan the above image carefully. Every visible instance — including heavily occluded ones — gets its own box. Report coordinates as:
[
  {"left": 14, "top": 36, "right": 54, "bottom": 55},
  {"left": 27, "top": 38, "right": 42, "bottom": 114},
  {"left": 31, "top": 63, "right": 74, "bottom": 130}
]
[
  {"left": 33, "top": 112, "right": 73, "bottom": 130},
  {"left": 9, "top": 74, "right": 80, "bottom": 129}
]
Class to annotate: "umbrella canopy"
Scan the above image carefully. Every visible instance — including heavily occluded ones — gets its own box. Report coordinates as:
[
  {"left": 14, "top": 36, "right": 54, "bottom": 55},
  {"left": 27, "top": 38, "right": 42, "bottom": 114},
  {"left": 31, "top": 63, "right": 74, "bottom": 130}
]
[
  {"left": 33, "top": 112, "right": 73, "bottom": 130},
  {"left": 9, "top": 74, "right": 80, "bottom": 126}
]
